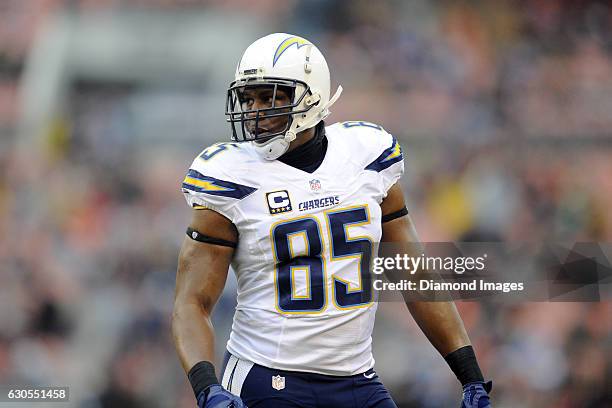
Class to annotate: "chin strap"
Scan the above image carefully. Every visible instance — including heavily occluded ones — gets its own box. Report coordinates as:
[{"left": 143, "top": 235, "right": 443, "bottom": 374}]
[
  {"left": 255, "top": 135, "right": 292, "bottom": 160},
  {"left": 322, "top": 85, "right": 343, "bottom": 118}
]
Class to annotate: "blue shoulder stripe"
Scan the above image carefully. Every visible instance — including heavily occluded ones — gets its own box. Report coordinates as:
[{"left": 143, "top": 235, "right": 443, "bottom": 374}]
[
  {"left": 182, "top": 169, "right": 257, "bottom": 199},
  {"left": 365, "top": 138, "right": 403, "bottom": 172}
]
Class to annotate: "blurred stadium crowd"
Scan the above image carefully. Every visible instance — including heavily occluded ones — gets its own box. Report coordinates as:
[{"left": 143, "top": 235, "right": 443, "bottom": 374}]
[{"left": 0, "top": 1, "right": 611, "bottom": 407}]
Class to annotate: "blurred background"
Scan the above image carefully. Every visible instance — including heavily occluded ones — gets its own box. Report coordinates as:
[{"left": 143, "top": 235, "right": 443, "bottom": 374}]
[{"left": 1, "top": 0, "right": 611, "bottom": 407}]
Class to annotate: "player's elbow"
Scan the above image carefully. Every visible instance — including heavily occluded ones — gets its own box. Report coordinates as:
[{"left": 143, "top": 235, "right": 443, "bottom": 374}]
[
  {"left": 172, "top": 294, "right": 212, "bottom": 324},
  {"left": 171, "top": 296, "right": 211, "bottom": 343}
]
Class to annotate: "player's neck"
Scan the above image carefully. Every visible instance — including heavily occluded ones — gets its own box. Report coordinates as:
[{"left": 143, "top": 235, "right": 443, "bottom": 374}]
[
  {"left": 278, "top": 122, "right": 327, "bottom": 173},
  {"left": 287, "top": 127, "right": 317, "bottom": 152}
]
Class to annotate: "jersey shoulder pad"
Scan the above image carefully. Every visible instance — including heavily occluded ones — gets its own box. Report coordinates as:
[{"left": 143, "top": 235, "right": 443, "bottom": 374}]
[
  {"left": 181, "top": 143, "right": 258, "bottom": 217},
  {"left": 328, "top": 121, "right": 403, "bottom": 172},
  {"left": 193, "top": 142, "right": 253, "bottom": 167}
]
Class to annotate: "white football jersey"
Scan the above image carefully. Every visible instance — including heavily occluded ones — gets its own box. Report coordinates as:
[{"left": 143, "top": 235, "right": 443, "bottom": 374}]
[{"left": 182, "top": 121, "right": 404, "bottom": 376}]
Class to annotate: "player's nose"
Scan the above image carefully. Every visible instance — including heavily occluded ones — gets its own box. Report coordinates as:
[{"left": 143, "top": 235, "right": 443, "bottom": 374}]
[{"left": 247, "top": 100, "right": 270, "bottom": 119}]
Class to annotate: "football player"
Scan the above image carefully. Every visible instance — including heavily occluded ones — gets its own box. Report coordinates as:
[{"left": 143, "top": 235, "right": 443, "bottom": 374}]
[{"left": 172, "top": 33, "right": 492, "bottom": 408}]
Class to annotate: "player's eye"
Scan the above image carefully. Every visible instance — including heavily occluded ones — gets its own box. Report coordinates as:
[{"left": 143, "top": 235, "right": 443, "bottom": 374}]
[
  {"left": 277, "top": 94, "right": 289, "bottom": 104},
  {"left": 242, "top": 98, "right": 254, "bottom": 109}
]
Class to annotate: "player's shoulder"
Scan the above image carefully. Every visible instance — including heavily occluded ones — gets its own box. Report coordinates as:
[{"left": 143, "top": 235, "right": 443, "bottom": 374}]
[
  {"left": 189, "top": 141, "right": 256, "bottom": 175},
  {"left": 326, "top": 121, "right": 396, "bottom": 151},
  {"left": 183, "top": 142, "right": 259, "bottom": 202},
  {"left": 326, "top": 121, "right": 402, "bottom": 171}
]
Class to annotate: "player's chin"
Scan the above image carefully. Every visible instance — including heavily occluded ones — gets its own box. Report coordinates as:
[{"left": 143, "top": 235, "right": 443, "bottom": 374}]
[
  {"left": 247, "top": 128, "right": 272, "bottom": 144},
  {"left": 249, "top": 126, "right": 287, "bottom": 144},
  {"left": 252, "top": 134, "right": 281, "bottom": 145}
]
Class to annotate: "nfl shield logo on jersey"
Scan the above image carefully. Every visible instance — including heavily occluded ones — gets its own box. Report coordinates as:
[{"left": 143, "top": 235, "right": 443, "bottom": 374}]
[
  {"left": 272, "top": 375, "right": 285, "bottom": 391},
  {"left": 309, "top": 179, "right": 321, "bottom": 192}
]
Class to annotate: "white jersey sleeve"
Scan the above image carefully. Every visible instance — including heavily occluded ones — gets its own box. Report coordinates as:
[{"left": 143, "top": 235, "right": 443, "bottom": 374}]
[
  {"left": 364, "top": 126, "right": 404, "bottom": 195},
  {"left": 330, "top": 121, "right": 404, "bottom": 198},
  {"left": 181, "top": 143, "right": 257, "bottom": 222}
]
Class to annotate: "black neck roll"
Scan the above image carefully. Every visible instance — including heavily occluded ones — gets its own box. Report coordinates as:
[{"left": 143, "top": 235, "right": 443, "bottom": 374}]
[{"left": 278, "top": 121, "right": 327, "bottom": 173}]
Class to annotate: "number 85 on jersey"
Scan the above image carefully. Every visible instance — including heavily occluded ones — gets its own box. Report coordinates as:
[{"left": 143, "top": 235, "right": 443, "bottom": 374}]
[{"left": 271, "top": 205, "right": 374, "bottom": 314}]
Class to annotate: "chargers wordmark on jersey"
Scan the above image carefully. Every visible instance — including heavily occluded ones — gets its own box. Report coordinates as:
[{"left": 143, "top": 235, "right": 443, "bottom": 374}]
[{"left": 298, "top": 195, "right": 340, "bottom": 212}]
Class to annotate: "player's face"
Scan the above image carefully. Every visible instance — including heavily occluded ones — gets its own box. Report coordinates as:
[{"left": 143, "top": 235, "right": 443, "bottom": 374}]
[{"left": 240, "top": 86, "right": 292, "bottom": 141}]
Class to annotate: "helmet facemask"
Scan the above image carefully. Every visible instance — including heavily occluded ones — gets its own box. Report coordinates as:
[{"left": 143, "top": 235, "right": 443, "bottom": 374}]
[{"left": 226, "top": 77, "right": 314, "bottom": 143}]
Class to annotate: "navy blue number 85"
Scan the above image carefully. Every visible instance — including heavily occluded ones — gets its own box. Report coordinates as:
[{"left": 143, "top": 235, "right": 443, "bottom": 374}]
[{"left": 271, "top": 206, "right": 373, "bottom": 313}]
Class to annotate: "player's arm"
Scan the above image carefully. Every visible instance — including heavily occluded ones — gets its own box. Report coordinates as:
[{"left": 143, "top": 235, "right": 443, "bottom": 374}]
[
  {"left": 172, "top": 208, "right": 244, "bottom": 408},
  {"left": 380, "top": 183, "right": 469, "bottom": 354},
  {"left": 173, "top": 207, "right": 236, "bottom": 370},
  {"left": 380, "top": 183, "right": 492, "bottom": 406}
]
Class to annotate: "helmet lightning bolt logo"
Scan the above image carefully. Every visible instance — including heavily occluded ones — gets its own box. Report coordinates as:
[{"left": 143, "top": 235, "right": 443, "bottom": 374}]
[{"left": 273, "top": 36, "right": 310, "bottom": 66}]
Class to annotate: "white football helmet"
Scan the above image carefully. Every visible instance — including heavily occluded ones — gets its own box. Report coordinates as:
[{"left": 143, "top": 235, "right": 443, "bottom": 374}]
[{"left": 225, "top": 33, "right": 342, "bottom": 160}]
